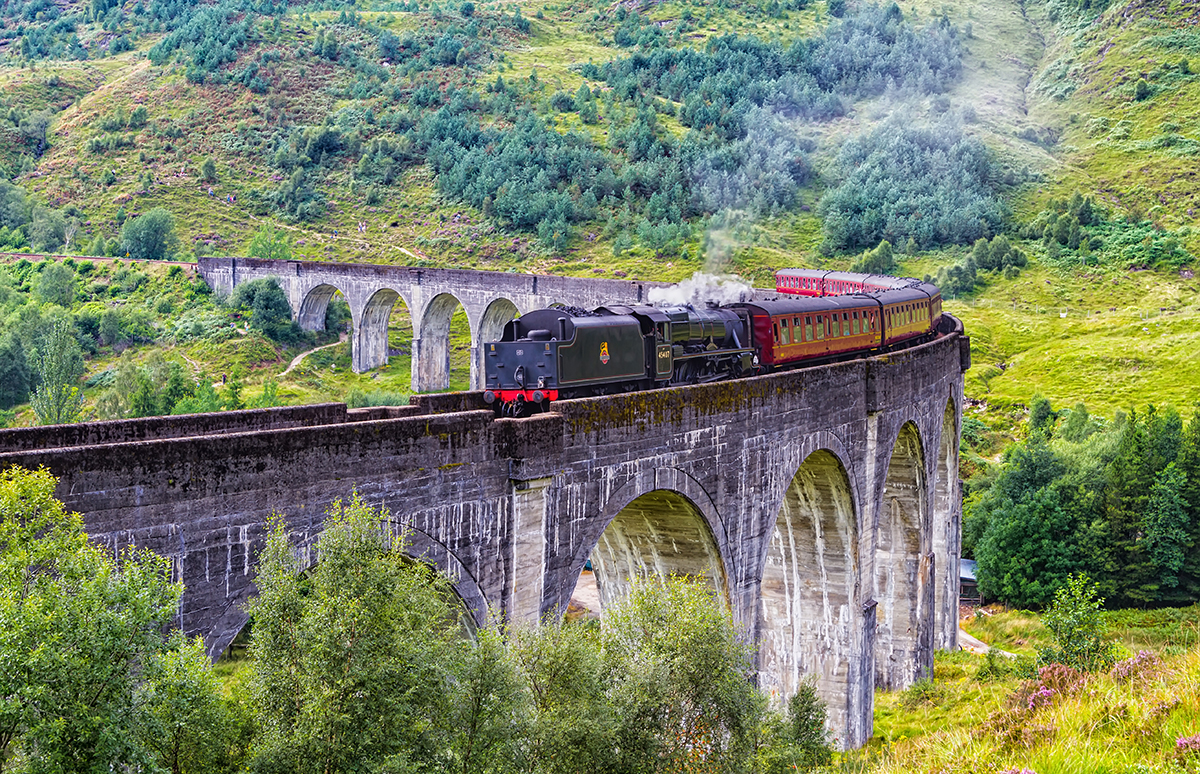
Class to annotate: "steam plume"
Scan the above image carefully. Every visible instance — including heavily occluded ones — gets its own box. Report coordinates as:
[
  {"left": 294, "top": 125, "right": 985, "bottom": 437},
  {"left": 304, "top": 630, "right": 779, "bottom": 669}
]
[{"left": 648, "top": 271, "right": 754, "bottom": 307}]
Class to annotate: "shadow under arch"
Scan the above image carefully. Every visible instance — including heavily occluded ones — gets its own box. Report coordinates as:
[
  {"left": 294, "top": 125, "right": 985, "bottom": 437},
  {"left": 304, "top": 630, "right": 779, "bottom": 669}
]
[
  {"left": 297, "top": 283, "right": 343, "bottom": 331},
  {"left": 874, "top": 420, "right": 927, "bottom": 690},
  {"left": 415, "top": 292, "right": 470, "bottom": 392},
  {"left": 354, "top": 287, "right": 404, "bottom": 373},
  {"left": 567, "top": 468, "right": 730, "bottom": 616},
  {"left": 932, "top": 398, "right": 960, "bottom": 650},
  {"left": 474, "top": 297, "right": 520, "bottom": 390},
  {"left": 759, "top": 449, "right": 859, "bottom": 727}
]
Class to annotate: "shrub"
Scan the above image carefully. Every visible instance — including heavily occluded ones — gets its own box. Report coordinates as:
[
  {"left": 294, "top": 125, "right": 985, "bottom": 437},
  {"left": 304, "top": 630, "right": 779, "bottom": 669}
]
[
  {"left": 245, "top": 223, "right": 291, "bottom": 261},
  {"left": 346, "top": 389, "right": 410, "bottom": 408},
  {"left": 120, "top": 208, "right": 179, "bottom": 261},
  {"left": 760, "top": 680, "right": 833, "bottom": 772},
  {"left": 1037, "top": 574, "right": 1119, "bottom": 672},
  {"left": 33, "top": 262, "right": 76, "bottom": 307},
  {"left": 228, "top": 277, "right": 302, "bottom": 344},
  {"left": 900, "top": 677, "right": 944, "bottom": 709},
  {"left": 1110, "top": 650, "right": 1159, "bottom": 682}
]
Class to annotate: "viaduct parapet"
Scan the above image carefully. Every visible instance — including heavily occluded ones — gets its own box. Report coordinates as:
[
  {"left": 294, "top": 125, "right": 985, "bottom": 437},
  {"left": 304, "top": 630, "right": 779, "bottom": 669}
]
[
  {"left": 196, "top": 257, "right": 670, "bottom": 391},
  {"left": 0, "top": 322, "right": 970, "bottom": 749}
]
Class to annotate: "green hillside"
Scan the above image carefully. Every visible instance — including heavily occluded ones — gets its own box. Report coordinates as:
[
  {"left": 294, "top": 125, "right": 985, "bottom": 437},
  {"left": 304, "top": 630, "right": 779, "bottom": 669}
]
[{"left": 0, "top": 0, "right": 1197, "bottom": 427}]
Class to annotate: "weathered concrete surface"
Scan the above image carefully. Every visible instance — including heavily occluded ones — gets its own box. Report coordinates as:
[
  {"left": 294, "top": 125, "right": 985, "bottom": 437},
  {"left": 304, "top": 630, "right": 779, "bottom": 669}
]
[
  {"left": 0, "top": 320, "right": 968, "bottom": 749},
  {"left": 0, "top": 404, "right": 351, "bottom": 453},
  {"left": 197, "top": 257, "right": 669, "bottom": 390}
]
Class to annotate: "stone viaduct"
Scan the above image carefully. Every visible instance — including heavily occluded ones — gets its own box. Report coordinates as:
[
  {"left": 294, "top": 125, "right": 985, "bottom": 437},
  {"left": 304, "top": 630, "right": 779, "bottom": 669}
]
[
  {"left": 0, "top": 315, "right": 969, "bottom": 748},
  {"left": 197, "top": 257, "right": 669, "bottom": 391}
]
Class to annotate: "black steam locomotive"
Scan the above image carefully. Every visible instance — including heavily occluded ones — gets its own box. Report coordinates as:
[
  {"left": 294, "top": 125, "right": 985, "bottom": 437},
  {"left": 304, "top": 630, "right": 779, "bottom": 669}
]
[{"left": 482, "top": 270, "right": 943, "bottom": 415}]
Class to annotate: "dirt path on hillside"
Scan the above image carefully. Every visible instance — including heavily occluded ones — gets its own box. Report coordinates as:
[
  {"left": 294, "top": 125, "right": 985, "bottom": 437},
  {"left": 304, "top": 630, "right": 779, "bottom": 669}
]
[{"left": 279, "top": 335, "right": 346, "bottom": 377}]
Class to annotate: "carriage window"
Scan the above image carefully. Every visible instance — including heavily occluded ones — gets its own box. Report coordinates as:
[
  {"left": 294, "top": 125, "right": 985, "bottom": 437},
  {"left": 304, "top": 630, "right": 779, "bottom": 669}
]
[
  {"left": 773, "top": 323, "right": 779, "bottom": 342},
  {"left": 780, "top": 318, "right": 790, "bottom": 345},
  {"left": 842, "top": 312, "right": 850, "bottom": 336},
  {"left": 816, "top": 316, "right": 824, "bottom": 339},
  {"left": 805, "top": 316, "right": 813, "bottom": 341},
  {"left": 852, "top": 310, "right": 860, "bottom": 335}
]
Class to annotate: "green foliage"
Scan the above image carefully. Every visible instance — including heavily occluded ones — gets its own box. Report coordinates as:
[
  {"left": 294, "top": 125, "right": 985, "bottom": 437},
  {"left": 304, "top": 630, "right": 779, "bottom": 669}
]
[
  {"left": 228, "top": 277, "right": 302, "bottom": 344},
  {"left": 1038, "top": 574, "right": 1119, "bottom": 672},
  {"left": 200, "top": 156, "right": 218, "bottom": 183},
  {"left": 223, "top": 365, "right": 244, "bottom": 410},
  {"left": 33, "top": 261, "right": 75, "bottom": 307},
  {"left": 120, "top": 207, "right": 179, "bottom": 261},
  {"left": 137, "top": 635, "right": 248, "bottom": 774},
  {"left": 851, "top": 239, "right": 895, "bottom": 275},
  {"left": 975, "top": 471, "right": 1081, "bottom": 608},
  {"left": 602, "top": 578, "right": 765, "bottom": 773},
  {"left": 345, "top": 388, "right": 410, "bottom": 408},
  {"left": 1029, "top": 393, "right": 1056, "bottom": 437},
  {"left": 759, "top": 681, "right": 833, "bottom": 772},
  {"left": 1143, "top": 463, "right": 1190, "bottom": 591},
  {"left": 29, "top": 316, "right": 84, "bottom": 425},
  {"left": 147, "top": 0, "right": 254, "bottom": 82},
  {"left": 510, "top": 622, "right": 616, "bottom": 773},
  {"left": 1059, "top": 403, "right": 1094, "bottom": 443},
  {"left": 935, "top": 234, "right": 1027, "bottom": 298},
  {"left": 821, "top": 117, "right": 1004, "bottom": 254},
  {"left": 246, "top": 496, "right": 466, "bottom": 773},
  {"left": 0, "top": 466, "right": 231, "bottom": 772},
  {"left": 0, "top": 332, "right": 30, "bottom": 410},
  {"left": 245, "top": 222, "right": 292, "bottom": 262},
  {"left": 969, "top": 401, "right": 1200, "bottom": 609},
  {"left": 29, "top": 206, "right": 65, "bottom": 253},
  {"left": 271, "top": 168, "right": 324, "bottom": 221},
  {"left": 172, "top": 374, "right": 222, "bottom": 415}
]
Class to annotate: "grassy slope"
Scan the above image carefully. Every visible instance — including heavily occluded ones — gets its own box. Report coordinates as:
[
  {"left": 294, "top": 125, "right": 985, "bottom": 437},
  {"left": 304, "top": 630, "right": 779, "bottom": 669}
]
[
  {"left": 867, "top": 608, "right": 1200, "bottom": 773},
  {"left": 868, "top": 646, "right": 1200, "bottom": 773}
]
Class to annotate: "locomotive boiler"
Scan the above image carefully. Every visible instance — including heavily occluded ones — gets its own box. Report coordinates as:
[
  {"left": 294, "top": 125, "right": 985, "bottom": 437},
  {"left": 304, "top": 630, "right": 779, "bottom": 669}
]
[{"left": 482, "top": 303, "right": 755, "bottom": 414}]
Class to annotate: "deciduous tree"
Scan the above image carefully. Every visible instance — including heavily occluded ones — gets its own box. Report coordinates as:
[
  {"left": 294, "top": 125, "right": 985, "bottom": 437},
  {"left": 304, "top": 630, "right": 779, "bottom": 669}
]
[
  {"left": 120, "top": 207, "right": 179, "bottom": 261},
  {"left": 0, "top": 466, "right": 230, "bottom": 773},
  {"left": 29, "top": 317, "right": 84, "bottom": 425}
]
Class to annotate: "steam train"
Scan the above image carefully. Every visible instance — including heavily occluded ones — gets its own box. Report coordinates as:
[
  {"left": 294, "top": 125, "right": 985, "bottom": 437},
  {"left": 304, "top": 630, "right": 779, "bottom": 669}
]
[{"left": 482, "top": 270, "right": 944, "bottom": 415}]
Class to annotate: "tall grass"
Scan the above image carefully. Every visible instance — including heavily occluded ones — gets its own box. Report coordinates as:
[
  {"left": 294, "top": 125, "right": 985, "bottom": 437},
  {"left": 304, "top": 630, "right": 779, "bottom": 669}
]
[
  {"left": 863, "top": 646, "right": 1200, "bottom": 773},
  {"left": 963, "top": 605, "right": 1200, "bottom": 657}
]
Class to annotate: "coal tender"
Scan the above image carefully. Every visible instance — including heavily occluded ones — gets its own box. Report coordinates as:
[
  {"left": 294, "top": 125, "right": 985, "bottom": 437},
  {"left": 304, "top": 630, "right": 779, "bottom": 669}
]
[{"left": 483, "top": 304, "right": 755, "bottom": 416}]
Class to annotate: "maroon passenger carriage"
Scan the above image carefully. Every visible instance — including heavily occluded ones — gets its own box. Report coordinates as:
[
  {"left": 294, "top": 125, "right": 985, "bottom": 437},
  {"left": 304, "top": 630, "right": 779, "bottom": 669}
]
[{"left": 482, "top": 268, "right": 945, "bottom": 415}]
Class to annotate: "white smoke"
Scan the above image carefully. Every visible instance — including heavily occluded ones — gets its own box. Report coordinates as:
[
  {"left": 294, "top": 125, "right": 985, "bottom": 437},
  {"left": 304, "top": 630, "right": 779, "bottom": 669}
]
[{"left": 648, "top": 271, "right": 755, "bottom": 307}]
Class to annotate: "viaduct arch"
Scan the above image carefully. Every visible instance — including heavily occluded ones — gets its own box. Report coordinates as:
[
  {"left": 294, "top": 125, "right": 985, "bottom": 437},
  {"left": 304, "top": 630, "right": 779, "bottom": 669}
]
[
  {"left": 0, "top": 319, "right": 970, "bottom": 749},
  {"left": 198, "top": 257, "right": 667, "bottom": 391}
]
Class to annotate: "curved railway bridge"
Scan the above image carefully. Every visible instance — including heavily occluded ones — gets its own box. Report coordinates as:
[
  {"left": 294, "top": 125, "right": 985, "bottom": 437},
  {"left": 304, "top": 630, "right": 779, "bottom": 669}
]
[
  {"left": 0, "top": 280, "right": 969, "bottom": 751},
  {"left": 197, "top": 256, "right": 670, "bottom": 391}
]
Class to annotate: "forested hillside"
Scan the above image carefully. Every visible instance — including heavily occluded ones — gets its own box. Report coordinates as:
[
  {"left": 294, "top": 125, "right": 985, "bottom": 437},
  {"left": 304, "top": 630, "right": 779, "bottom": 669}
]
[{"left": 0, "top": 0, "right": 1197, "bottom": 422}]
